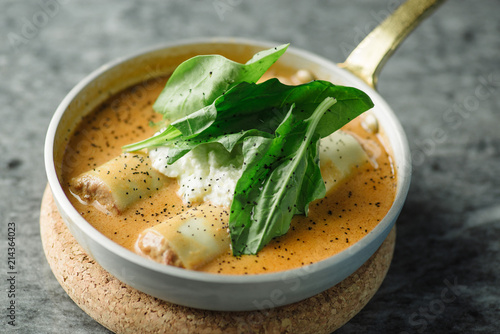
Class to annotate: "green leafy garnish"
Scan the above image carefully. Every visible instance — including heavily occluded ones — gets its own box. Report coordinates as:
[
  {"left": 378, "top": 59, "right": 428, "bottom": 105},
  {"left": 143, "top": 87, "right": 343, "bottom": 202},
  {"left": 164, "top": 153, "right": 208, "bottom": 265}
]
[
  {"left": 123, "top": 46, "right": 374, "bottom": 255},
  {"left": 124, "top": 79, "right": 373, "bottom": 160},
  {"left": 230, "top": 97, "right": 336, "bottom": 255},
  {"left": 153, "top": 44, "right": 289, "bottom": 121}
]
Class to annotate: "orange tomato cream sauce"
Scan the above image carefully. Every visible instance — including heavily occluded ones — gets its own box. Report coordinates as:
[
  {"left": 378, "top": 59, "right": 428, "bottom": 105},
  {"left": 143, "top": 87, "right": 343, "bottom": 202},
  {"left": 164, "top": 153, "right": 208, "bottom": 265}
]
[{"left": 62, "top": 75, "right": 396, "bottom": 275}]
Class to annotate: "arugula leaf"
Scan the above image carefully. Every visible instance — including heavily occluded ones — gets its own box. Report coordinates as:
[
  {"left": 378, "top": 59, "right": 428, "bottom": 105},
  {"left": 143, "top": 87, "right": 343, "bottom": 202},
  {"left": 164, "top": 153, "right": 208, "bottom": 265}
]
[
  {"left": 229, "top": 98, "right": 335, "bottom": 255},
  {"left": 152, "top": 44, "right": 289, "bottom": 121}
]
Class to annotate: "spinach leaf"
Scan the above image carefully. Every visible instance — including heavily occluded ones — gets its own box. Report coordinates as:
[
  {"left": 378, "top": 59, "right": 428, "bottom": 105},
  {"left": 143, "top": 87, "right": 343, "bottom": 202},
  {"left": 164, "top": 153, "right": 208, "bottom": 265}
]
[
  {"left": 124, "top": 79, "right": 373, "bottom": 162},
  {"left": 152, "top": 44, "right": 289, "bottom": 121},
  {"left": 229, "top": 98, "right": 335, "bottom": 255}
]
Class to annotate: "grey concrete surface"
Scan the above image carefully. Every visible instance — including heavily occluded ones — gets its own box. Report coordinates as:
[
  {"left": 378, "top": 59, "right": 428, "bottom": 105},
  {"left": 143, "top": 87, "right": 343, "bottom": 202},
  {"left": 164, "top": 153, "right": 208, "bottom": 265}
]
[{"left": 1, "top": 0, "right": 499, "bottom": 333}]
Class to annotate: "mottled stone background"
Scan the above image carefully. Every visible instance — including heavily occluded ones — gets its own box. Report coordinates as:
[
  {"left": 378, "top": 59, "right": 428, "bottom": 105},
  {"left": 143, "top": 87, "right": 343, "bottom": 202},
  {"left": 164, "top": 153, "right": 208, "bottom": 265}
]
[{"left": 1, "top": 0, "right": 499, "bottom": 333}]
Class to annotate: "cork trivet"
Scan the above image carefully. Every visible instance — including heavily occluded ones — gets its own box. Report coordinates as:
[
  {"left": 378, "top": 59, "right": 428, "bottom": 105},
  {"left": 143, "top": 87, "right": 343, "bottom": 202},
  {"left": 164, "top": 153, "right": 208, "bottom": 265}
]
[{"left": 40, "top": 186, "right": 395, "bottom": 334}]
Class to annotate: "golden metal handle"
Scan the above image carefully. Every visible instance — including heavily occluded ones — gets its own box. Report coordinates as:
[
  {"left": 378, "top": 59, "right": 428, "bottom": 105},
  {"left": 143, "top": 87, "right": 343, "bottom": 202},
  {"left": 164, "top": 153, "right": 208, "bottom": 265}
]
[{"left": 338, "top": 0, "right": 446, "bottom": 88}]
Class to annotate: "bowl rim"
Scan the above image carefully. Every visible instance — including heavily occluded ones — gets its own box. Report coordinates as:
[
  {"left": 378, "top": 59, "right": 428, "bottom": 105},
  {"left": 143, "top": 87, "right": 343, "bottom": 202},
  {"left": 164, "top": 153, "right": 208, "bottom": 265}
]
[{"left": 44, "top": 36, "right": 412, "bottom": 285}]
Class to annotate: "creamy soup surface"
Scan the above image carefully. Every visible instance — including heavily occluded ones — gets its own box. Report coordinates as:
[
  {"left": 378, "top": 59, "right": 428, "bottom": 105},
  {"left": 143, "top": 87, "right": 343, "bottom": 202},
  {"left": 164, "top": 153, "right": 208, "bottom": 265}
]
[{"left": 62, "top": 73, "right": 396, "bottom": 275}]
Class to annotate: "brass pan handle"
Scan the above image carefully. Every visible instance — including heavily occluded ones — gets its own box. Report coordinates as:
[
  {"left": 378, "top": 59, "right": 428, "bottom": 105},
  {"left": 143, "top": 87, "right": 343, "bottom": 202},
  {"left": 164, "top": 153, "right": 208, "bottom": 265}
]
[{"left": 338, "top": 0, "right": 446, "bottom": 89}]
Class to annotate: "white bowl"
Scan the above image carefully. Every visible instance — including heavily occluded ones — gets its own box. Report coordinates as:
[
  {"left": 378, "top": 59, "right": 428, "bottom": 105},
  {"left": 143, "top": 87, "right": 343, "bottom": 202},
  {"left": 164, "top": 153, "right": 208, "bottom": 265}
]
[{"left": 44, "top": 37, "right": 411, "bottom": 311}]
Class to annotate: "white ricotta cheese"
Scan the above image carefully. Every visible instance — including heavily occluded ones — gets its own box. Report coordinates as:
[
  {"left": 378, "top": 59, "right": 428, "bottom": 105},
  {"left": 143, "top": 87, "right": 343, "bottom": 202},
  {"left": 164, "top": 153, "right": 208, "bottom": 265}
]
[{"left": 150, "top": 143, "right": 243, "bottom": 207}]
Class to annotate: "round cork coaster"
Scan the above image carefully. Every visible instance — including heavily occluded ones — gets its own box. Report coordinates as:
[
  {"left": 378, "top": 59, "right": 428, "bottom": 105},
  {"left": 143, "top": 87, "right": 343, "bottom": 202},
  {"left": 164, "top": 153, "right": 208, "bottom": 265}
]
[{"left": 40, "top": 186, "right": 395, "bottom": 334}]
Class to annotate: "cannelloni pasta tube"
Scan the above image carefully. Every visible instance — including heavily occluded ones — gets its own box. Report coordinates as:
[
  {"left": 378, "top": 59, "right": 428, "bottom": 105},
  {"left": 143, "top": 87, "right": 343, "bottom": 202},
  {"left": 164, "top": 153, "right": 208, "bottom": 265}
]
[
  {"left": 319, "top": 131, "right": 371, "bottom": 195},
  {"left": 135, "top": 203, "right": 230, "bottom": 269},
  {"left": 70, "top": 153, "right": 169, "bottom": 214}
]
